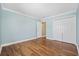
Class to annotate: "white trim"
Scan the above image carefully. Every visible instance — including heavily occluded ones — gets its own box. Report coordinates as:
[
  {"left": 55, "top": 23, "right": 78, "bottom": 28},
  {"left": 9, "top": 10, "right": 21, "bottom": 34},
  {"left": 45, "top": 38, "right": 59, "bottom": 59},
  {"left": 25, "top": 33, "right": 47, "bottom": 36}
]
[
  {"left": 2, "top": 7, "right": 39, "bottom": 20},
  {"left": 46, "top": 37, "right": 53, "bottom": 40},
  {"left": 52, "top": 10, "right": 76, "bottom": 18},
  {"left": 1, "top": 37, "right": 36, "bottom": 47},
  {"left": 1, "top": 37, "right": 45, "bottom": 53},
  {"left": 44, "top": 10, "right": 76, "bottom": 20},
  {"left": 53, "top": 14, "right": 76, "bottom": 21},
  {"left": 47, "top": 37, "right": 77, "bottom": 45},
  {"left": 1, "top": 37, "right": 45, "bottom": 47},
  {"left": 1, "top": 37, "right": 79, "bottom": 55},
  {"left": 0, "top": 46, "right": 2, "bottom": 54},
  {"left": 76, "top": 44, "right": 79, "bottom": 55}
]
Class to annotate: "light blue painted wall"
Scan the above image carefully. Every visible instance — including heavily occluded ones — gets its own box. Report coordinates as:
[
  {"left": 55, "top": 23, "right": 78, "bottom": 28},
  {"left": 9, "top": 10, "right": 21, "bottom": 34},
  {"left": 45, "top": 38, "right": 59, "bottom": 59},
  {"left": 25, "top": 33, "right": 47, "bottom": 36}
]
[
  {"left": 46, "top": 19, "right": 53, "bottom": 39},
  {"left": 0, "top": 5, "right": 2, "bottom": 45},
  {"left": 77, "top": 5, "right": 79, "bottom": 44},
  {"left": 1, "top": 9, "right": 37, "bottom": 44}
]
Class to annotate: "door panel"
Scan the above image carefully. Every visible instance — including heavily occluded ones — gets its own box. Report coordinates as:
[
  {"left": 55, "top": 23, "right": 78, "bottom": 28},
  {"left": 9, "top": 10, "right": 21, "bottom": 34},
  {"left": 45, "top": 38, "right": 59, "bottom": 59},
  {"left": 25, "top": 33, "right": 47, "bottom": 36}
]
[{"left": 53, "top": 21, "right": 63, "bottom": 41}]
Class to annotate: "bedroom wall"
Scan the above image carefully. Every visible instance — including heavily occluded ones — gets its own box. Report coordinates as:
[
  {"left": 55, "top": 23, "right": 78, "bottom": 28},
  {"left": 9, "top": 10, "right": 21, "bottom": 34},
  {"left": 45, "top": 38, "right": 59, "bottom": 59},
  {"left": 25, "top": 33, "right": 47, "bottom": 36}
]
[
  {"left": 77, "top": 5, "right": 79, "bottom": 45},
  {"left": 1, "top": 9, "right": 38, "bottom": 45},
  {"left": 46, "top": 18, "right": 53, "bottom": 39},
  {"left": 0, "top": 4, "right": 2, "bottom": 53},
  {"left": 0, "top": 4, "right": 1, "bottom": 44}
]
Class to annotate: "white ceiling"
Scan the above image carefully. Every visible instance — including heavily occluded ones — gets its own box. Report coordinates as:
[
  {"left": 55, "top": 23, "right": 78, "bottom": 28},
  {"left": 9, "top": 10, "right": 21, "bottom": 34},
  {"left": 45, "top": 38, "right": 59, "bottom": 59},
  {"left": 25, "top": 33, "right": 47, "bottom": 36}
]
[{"left": 2, "top": 3, "right": 78, "bottom": 18}]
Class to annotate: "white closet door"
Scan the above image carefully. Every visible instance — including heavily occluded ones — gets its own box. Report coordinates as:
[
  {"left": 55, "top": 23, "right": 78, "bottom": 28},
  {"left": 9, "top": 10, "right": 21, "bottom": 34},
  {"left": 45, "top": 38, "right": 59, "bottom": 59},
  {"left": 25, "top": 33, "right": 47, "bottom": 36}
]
[
  {"left": 62, "top": 17, "right": 76, "bottom": 44},
  {"left": 53, "top": 20, "right": 63, "bottom": 41},
  {"left": 53, "top": 16, "right": 76, "bottom": 44}
]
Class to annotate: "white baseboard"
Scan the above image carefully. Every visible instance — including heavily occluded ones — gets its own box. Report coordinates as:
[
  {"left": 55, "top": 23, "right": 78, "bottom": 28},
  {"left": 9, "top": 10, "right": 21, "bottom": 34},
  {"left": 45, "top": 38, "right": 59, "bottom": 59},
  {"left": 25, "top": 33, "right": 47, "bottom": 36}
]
[
  {"left": 47, "top": 37, "right": 77, "bottom": 44},
  {"left": 76, "top": 44, "right": 79, "bottom": 55},
  {"left": 1, "top": 37, "right": 36, "bottom": 47},
  {"left": 1, "top": 37, "right": 46, "bottom": 54},
  {"left": 0, "top": 37, "right": 44, "bottom": 53},
  {"left": 1, "top": 37, "right": 79, "bottom": 55},
  {"left": 47, "top": 37, "right": 79, "bottom": 55},
  {"left": 0, "top": 46, "right": 2, "bottom": 54}
]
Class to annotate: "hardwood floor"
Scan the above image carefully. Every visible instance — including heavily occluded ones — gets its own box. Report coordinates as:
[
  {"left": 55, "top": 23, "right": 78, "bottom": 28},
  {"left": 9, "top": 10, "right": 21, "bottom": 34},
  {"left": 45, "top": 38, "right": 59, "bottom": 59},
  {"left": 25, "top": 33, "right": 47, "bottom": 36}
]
[{"left": 0, "top": 37, "right": 78, "bottom": 56}]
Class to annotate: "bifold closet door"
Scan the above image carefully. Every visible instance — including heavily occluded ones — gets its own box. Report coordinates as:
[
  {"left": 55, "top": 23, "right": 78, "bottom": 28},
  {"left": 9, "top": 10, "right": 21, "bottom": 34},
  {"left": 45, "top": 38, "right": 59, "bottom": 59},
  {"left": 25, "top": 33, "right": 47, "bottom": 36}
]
[
  {"left": 53, "top": 16, "right": 76, "bottom": 44},
  {"left": 61, "top": 17, "right": 76, "bottom": 44},
  {"left": 53, "top": 21, "right": 63, "bottom": 41}
]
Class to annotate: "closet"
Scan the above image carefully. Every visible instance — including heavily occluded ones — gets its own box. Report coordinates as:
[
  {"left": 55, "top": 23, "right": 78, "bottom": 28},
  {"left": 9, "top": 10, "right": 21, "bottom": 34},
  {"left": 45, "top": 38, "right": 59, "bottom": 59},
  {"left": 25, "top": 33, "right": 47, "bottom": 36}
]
[{"left": 53, "top": 16, "right": 76, "bottom": 44}]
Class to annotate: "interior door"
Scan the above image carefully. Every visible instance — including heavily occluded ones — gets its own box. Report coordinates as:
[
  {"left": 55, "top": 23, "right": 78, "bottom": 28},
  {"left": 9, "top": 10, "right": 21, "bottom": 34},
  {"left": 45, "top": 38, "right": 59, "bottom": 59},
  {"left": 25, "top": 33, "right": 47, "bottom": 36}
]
[{"left": 42, "top": 22, "right": 46, "bottom": 37}]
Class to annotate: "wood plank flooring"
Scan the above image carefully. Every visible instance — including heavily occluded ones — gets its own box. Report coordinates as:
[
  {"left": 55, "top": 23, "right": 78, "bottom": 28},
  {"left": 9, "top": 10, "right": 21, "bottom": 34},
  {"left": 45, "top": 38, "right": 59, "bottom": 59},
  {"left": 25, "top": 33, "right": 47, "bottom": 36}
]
[{"left": 0, "top": 38, "right": 78, "bottom": 56}]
